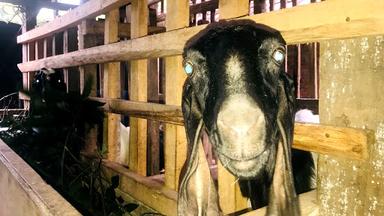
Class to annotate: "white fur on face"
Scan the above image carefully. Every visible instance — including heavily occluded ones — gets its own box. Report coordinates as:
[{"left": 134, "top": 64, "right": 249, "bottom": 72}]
[
  {"left": 225, "top": 55, "right": 243, "bottom": 82},
  {"left": 224, "top": 54, "right": 247, "bottom": 94}
]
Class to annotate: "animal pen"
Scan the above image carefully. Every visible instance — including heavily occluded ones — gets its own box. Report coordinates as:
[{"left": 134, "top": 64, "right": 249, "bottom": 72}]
[{"left": 3, "top": 0, "right": 384, "bottom": 215}]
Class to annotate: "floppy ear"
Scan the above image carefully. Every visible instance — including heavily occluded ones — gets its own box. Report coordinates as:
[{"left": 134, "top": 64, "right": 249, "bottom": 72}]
[
  {"left": 266, "top": 77, "right": 300, "bottom": 216},
  {"left": 178, "top": 82, "right": 221, "bottom": 216}
]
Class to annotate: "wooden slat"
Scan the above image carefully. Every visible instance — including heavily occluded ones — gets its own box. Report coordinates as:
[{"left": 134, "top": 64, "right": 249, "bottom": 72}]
[
  {"left": 102, "top": 160, "right": 177, "bottom": 216},
  {"left": 93, "top": 97, "right": 372, "bottom": 160},
  {"left": 78, "top": 0, "right": 99, "bottom": 154},
  {"left": 17, "top": 25, "right": 203, "bottom": 72},
  {"left": 63, "top": 30, "right": 69, "bottom": 92},
  {"left": 164, "top": 0, "right": 189, "bottom": 191},
  {"left": 294, "top": 123, "right": 371, "bottom": 160},
  {"left": 0, "top": 0, "right": 78, "bottom": 11},
  {"left": 78, "top": 21, "right": 98, "bottom": 96},
  {"left": 103, "top": 9, "right": 121, "bottom": 161},
  {"left": 218, "top": 0, "right": 249, "bottom": 20},
  {"left": 92, "top": 97, "right": 183, "bottom": 125},
  {"left": 18, "top": 0, "right": 384, "bottom": 72},
  {"left": 128, "top": 0, "right": 148, "bottom": 176},
  {"left": 217, "top": 0, "right": 250, "bottom": 214},
  {"left": 80, "top": 20, "right": 165, "bottom": 37},
  {"left": 242, "top": 190, "right": 318, "bottom": 215},
  {"left": 17, "top": 0, "right": 131, "bottom": 44},
  {"left": 190, "top": 0, "right": 218, "bottom": 15}
]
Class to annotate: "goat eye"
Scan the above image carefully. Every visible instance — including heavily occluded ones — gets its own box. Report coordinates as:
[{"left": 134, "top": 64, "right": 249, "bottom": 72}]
[
  {"left": 184, "top": 62, "right": 194, "bottom": 75},
  {"left": 272, "top": 48, "right": 285, "bottom": 64}
]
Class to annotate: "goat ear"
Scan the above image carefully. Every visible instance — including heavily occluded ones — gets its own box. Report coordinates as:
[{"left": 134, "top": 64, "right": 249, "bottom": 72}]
[
  {"left": 178, "top": 120, "right": 221, "bottom": 215},
  {"left": 178, "top": 82, "right": 221, "bottom": 215},
  {"left": 266, "top": 81, "right": 299, "bottom": 216}
]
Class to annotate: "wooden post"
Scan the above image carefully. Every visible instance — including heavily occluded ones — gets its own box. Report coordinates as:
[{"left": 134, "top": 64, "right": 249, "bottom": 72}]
[
  {"left": 147, "top": 59, "right": 161, "bottom": 175},
  {"left": 103, "top": 8, "right": 121, "bottom": 161},
  {"left": 67, "top": 28, "right": 80, "bottom": 92},
  {"left": 128, "top": 0, "right": 148, "bottom": 176},
  {"left": 218, "top": 0, "right": 249, "bottom": 19},
  {"left": 164, "top": 0, "right": 189, "bottom": 191},
  {"left": 217, "top": 0, "right": 250, "bottom": 214},
  {"left": 21, "top": 4, "right": 37, "bottom": 108},
  {"left": 78, "top": 0, "right": 99, "bottom": 154},
  {"left": 63, "top": 30, "right": 69, "bottom": 92}
]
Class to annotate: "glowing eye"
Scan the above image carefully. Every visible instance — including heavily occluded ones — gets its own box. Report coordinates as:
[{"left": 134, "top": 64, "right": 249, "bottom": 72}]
[
  {"left": 184, "top": 62, "right": 194, "bottom": 75},
  {"left": 273, "top": 48, "right": 285, "bottom": 64}
]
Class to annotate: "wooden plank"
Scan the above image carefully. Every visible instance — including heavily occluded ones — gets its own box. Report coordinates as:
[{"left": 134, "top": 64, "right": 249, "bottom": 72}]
[
  {"left": 241, "top": 190, "right": 318, "bottom": 215},
  {"left": 78, "top": 1, "right": 99, "bottom": 154},
  {"left": 63, "top": 30, "right": 69, "bottom": 92},
  {"left": 102, "top": 160, "right": 177, "bottom": 216},
  {"left": 78, "top": 19, "right": 98, "bottom": 96},
  {"left": 19, "top": 0, "right": 384, "bottom": 72},
  {"left": 103, "top": 8, "right": 121, "bottom": 162},
  {"left": 217, "top": 161, "right": 239, "bottom": 213},
  {"left": 1, "top": 0, "right": 78, "bottom": 11},
  {"left": 190, "top": 0, "right": 218, "bottom": 15},
  {"left": 92, "top": 97, "right": 371, "bottom": 161},
  {"left": 217, "top": 0, "right": 250, "bottom": 213},
  {"left": 80, "top": 20, "right": 165, "bottom": 37},
  {"left": 92, "top": 97, "right": 183, "bottom": 125},
  {"left": 164, "top": 0, "right": 189, "bottom": 191},
  {"left": 20, "top": 6, "right": 36, "bottom": 101},
  {"left": 219, "top": 0, "right": 249, "bottom": 19},
  {"left": 147, "top": 59, "right": 161, "bottom": 175},
  {"left": 17, "top": 0, "right": 131, "bottom": 44},
  {"left": 128, "top": 0, "right": 148, "bottom": 176},
  {"left": 18, "top": 0, "right": 384, "bottom": 72},
  {"left": 294, "top": 123, "right": 371, "bottom": 160},
  {"left": 17, "top": 24, "right": 202, "bottom": 72}
]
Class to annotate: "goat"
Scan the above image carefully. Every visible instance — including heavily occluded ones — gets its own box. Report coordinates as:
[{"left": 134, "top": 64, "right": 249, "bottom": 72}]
[{"left": 178, "top": 20, "right": 314, "bottom": 216}]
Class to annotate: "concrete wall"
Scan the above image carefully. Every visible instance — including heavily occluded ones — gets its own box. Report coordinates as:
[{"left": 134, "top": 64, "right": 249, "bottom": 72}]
[
  {"left": 318, "top": 36, "right": 384, "bottom": 215},
  {"left": 0, "top": 139, "right": 81, "bottom": 216}
]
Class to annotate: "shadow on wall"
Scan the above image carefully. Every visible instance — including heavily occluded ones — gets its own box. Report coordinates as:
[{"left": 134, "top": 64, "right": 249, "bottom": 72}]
[{"left": 0, "top": 21, "right": 22, "bottom": 99}]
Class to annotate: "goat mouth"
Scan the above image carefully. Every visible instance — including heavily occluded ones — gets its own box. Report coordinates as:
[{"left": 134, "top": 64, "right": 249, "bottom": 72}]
[{"left": 216, "top": 148, "right": 270, "bottom": 178}]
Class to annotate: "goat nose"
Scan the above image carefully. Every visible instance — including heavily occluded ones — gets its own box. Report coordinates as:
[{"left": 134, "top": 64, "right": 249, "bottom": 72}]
[
  {"left": 216, "top": 94, "right": 266, "bottom": 157},
  {"left": 217, "top": 111, "right": 264, "bottom": 138}
]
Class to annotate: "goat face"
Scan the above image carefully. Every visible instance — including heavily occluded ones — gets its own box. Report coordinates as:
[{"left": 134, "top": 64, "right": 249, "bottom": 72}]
[
  {"left": 182, "top": 20, "right": 290, "bottom": 179},
  {"left": 179, "top": 20, "right": 299, "bottom": 215}
]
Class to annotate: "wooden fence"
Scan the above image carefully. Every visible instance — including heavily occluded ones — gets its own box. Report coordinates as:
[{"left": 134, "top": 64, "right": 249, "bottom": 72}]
[{"left": 16, "top": 0, "right": 383, "bottom": 215}]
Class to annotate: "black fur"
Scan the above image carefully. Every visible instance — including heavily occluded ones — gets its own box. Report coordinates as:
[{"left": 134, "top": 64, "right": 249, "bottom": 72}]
[{"left": 179, "top": 20, "right": 314, "bottom": 215}]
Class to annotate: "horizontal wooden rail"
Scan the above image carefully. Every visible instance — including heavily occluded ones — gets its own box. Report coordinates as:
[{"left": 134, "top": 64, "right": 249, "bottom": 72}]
[
  {"left": 190, "top": 0, "right": 218, "bottom": 15},
  {"left": 103, "top": 160, "right": 177, "bottom": 216},
  {"left": 1, "top": 0, "right": 78, "bottom": 11},
  {"left": 92, "top": 97, "right": 184, "bottom": 125},
  {"left": 242, "top": 190, "right": 318, "bottom": 215},
  {"left": 92, "top": 98, "right": 372, "bottom": 161},
  {"left": 80, "top": 20, "right": 165, "bottom": 38},
  {"left": 17, "top": 25, "right": 203, "bottom": 72},
  {"left": 294, "top": 123, "right": 371, "bottom": 160},
  {"left": 18, "top": 0, "right": 384, "bottom": 72},
  {"left": 17, "top": 0, "right": 131, "bottom": 44}
]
